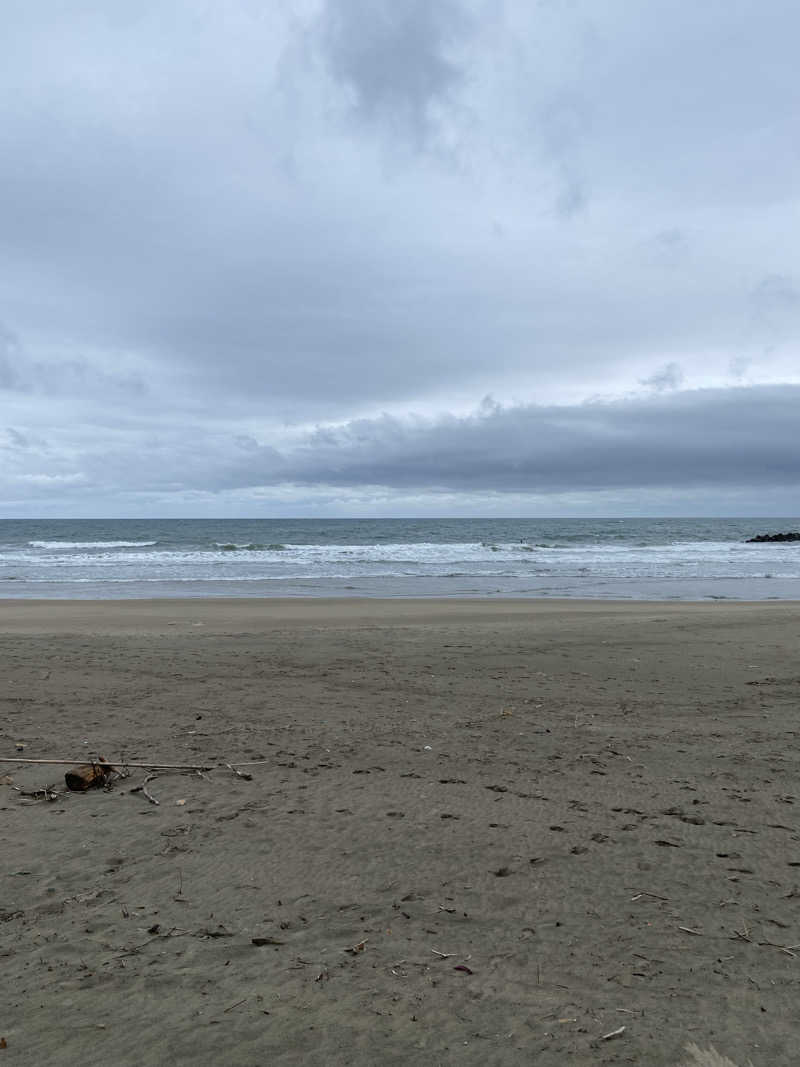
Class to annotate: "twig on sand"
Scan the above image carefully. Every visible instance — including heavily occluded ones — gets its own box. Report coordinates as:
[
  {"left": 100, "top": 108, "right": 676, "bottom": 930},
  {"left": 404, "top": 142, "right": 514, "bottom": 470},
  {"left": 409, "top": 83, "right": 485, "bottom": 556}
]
[
  {"left": 0, "top": 757, "right": 211, "bottom": 771},
  {"left": 113, "top": 927, "right": 186, "bottom": 958},
  {"left": 599, "top": 1025, "right": 626, "bottom": 1041},
  {"left": 130, "top": 773, "right": 160, "bottom": 806},
  {"left": 758, "top": 940, "right": 797, "bottom": 958},
  {"left": 12, "top": 784, "right": 62, "bottom": 801},
  {"left": 105, "top": 768, "right": 130, "bottom": 788},
  {"left": 225, "top": 763, "right": 253, "bottom": 781},
  {"left": 142, "top": 775, "right": 159, "bottom": 805},
  {"left": 629, "top": 890, "right": 669, "bottom": 901},
  {"left": 678, "top": 926, "right": 704, "bottom": 936},
  {"left": 344, "top": 939, "right": 367, "bottom": 955},
  {"left": 431, "top": 948, "right": 456, "bottom": 958},
  {"left": 223, "top": 998, "right": 247, "bottom": 1014}
]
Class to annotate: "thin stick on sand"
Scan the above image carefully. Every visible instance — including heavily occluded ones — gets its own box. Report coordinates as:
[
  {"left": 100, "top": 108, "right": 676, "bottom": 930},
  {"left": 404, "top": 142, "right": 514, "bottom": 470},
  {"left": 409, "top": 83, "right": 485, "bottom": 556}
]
[
  {"left": 0, "top": 757, "right": 211, "bottom": 771},
  {"left": 599, "top": 1025, "right": 626, "bottom": 1041},
  {"left": 225, "top": 762, "right": 253, "bottom": 781},
  {"left": 758, "top": 940, "right": 797, "bottom": 958},
  {"left": 224, "top": 760, "right": 272, "bottom": 768}
]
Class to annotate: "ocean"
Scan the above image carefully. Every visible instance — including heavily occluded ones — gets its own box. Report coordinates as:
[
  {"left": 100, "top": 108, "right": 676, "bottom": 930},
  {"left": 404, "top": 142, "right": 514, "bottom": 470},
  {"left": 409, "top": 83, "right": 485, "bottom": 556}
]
[{"left": 1, "top": 517, "right": 800, "bottom": 600}]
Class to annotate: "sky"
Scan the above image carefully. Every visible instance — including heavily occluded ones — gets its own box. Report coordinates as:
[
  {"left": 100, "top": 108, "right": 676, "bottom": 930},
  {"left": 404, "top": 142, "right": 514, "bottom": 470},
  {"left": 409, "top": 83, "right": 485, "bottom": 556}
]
[{"left": 1, "top": 0, "right": 799, "bottom": 518}]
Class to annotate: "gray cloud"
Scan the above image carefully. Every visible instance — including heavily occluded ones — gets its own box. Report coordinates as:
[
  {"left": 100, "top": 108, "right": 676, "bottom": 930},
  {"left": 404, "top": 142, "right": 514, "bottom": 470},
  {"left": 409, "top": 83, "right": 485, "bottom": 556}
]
[
  {"left": 1, "top": 2, "right": 799, "bottom": 514},
  {"left": 639, "top": 362, "right": 684, "bottom": 393},
  {"left": 538, "top": 89, "right": 592, "bottom": 216},
  {"left": 642, "top": 228, "right": 690, "bottom": 269},
  {"left": 751, "top": 274, "right": 800, "bottom": 332},
  {"left": 10, "top": 385, "right": 792, "bottom": 507},
  {"left": 247, "top": 385, "right": 800, "bottom": 493},
  {"left": 0, "top": 324, "right": 22, "bottom": 390},
  {"left": 0, "top": 322, "right": 145, "bottom": 399},
  {"left": 2, "top": 428, "right": 30, "bottom": 450},
  {"left": 316, "top": 0, "right": 470, "bottom": 147}
]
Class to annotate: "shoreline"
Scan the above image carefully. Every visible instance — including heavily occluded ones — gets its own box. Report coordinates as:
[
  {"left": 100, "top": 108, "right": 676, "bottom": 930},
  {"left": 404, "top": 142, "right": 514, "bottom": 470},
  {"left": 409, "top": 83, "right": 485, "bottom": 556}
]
[
  {"left": 2, "top": 594, "right": 800, "bottom": 634},
  {"left": 5, "top": 574, "right": 800, "bottom": 602}
]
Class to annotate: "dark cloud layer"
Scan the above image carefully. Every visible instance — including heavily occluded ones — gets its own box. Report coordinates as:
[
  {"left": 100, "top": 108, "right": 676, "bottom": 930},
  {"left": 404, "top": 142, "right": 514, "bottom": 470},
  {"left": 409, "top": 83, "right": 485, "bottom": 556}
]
[
  {"left": 8, "top": 386, "right": 798, "bottom": 514},
  {"left": 1, "top": 2, "right": 799, "bottom": 514},
  {"left": 219, "top": 385, "right": 800, "bottom": 493}
]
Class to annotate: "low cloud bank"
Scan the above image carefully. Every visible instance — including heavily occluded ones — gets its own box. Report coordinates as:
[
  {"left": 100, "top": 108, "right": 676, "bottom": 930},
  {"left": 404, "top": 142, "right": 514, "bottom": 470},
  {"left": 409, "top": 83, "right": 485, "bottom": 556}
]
[{"left": 227, "top": 384, "right": 800, "bottom": 493}]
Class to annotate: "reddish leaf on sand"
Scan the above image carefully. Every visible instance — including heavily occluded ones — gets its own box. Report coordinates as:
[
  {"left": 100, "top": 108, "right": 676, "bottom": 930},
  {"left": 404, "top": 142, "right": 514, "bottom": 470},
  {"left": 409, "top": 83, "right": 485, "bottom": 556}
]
[{"left": 453, "top": 965, "right": 473, "bottom": 974}]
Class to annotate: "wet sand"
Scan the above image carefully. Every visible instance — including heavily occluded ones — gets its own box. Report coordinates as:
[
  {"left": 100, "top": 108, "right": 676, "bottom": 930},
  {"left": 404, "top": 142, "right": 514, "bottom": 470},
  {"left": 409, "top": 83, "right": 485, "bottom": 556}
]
[{"left": 2, "top": 598, "right": 800, "bottom": 1065}]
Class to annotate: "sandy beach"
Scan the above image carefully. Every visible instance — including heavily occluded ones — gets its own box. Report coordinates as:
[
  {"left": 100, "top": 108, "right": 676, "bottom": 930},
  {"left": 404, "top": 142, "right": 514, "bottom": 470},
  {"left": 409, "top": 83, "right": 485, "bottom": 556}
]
[{"left": 2, "top": 598, "right": 800, "bottom": 1065}]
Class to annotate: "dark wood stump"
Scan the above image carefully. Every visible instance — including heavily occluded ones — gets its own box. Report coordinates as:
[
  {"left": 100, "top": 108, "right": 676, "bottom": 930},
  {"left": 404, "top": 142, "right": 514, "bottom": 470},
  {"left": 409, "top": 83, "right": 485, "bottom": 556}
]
[{"left": 64, "top": 759, "right": 114, "bottom": 791}]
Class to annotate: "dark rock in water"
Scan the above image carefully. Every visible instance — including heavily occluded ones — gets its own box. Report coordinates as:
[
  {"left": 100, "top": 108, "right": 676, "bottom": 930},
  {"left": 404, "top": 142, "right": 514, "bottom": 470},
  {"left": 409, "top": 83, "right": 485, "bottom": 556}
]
[{"left": 746, "top": 531, "right": 800, "bottom": 543}]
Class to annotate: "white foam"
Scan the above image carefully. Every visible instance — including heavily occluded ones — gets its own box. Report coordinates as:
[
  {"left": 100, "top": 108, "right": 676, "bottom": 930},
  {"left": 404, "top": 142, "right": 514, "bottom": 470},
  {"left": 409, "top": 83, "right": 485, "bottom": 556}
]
[
  {"left": 28, "top": 540, "right": 158, "bottom": 548},
  {"left": 5, "top": 538, "right": 800, "bottom": 586}
]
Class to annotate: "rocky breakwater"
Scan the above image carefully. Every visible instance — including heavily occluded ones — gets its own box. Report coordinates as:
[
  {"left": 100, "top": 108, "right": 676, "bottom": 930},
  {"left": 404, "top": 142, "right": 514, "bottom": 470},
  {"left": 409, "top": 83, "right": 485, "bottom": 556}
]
[{"left": 746, "top": 531, "right": 800, "bottom": 543}]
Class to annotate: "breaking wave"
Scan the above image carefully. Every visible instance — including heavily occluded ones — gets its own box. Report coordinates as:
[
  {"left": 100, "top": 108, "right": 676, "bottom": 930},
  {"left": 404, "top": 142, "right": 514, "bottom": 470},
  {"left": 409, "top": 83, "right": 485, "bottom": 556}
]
[
  {"left": 214, "top": 542, "right": 286, "bottom": 551},
  {"left": 29, "top": 540, "right": 157, "bottom": 548}
]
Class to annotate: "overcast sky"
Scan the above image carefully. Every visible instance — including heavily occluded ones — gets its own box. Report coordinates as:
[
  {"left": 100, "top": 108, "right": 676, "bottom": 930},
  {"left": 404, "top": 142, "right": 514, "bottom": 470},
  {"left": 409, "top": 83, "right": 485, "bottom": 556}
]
[{"left": 2, "top": 0, "right": 799, "bottom": 517}]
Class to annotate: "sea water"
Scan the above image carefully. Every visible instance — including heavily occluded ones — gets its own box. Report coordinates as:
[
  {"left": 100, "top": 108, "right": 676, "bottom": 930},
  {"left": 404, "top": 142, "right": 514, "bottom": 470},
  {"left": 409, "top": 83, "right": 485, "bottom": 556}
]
[{"left": 2, "top": 517, "right": 800, "bottom": 600}]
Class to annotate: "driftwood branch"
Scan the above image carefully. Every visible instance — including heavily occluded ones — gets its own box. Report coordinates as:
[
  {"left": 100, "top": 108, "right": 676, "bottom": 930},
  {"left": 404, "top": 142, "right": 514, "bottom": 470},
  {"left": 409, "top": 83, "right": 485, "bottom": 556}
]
[
  {"left": 599, "top": 1025, "right": 626, "bottom": 1041},
  {"left": 139, "top": 773, "right": 160, "bottom": 806},
  {"left": 12, "top": 784, "right": 62, "bottom": 801},
  {"left": 225, "top": 763, "right": 253, "bottom": 781},
  {"left": 1, "top": 757, "right": 211, "bottom": 771},
  {"left": 142, "top": 774, "right": 160, "bottom": 805},
  {"left": 130, "top": 774, "right": 160, "bottom": 805}
]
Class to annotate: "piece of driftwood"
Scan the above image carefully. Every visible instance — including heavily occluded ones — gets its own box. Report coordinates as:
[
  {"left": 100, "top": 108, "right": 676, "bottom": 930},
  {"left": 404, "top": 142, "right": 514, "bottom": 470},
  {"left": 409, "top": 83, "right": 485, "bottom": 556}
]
[
  {"left": 225, "top": 762, "right": 253, "bottom": 781},
  {"left": 129, "top": 775, "right": 160, "bottom": 805},
  {"left": 12, "top": 784, "right": 62, "bottom": 801},
  {"left": 65, "top": 759, "right": 115, "bottom": 791},
  {"left": 140, "top": 773, "right": 160, "bottom": 806}
]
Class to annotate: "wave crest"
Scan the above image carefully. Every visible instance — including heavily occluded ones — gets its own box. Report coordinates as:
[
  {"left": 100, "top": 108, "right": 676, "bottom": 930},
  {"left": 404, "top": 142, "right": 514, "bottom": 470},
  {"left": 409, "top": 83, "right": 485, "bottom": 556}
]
[
  {"left": 213, "top": 542, "right": 285, "bottom": 551},
  {"left": 29, "top": 540, "right": 157, "bottom": 548}
]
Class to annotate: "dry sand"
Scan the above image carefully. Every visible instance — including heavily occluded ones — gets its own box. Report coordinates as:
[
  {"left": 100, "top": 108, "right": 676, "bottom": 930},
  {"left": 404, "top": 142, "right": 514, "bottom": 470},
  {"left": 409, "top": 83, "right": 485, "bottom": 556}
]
[{"left": 2, "top": 598, "right": 800, "bottom": 1065}]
